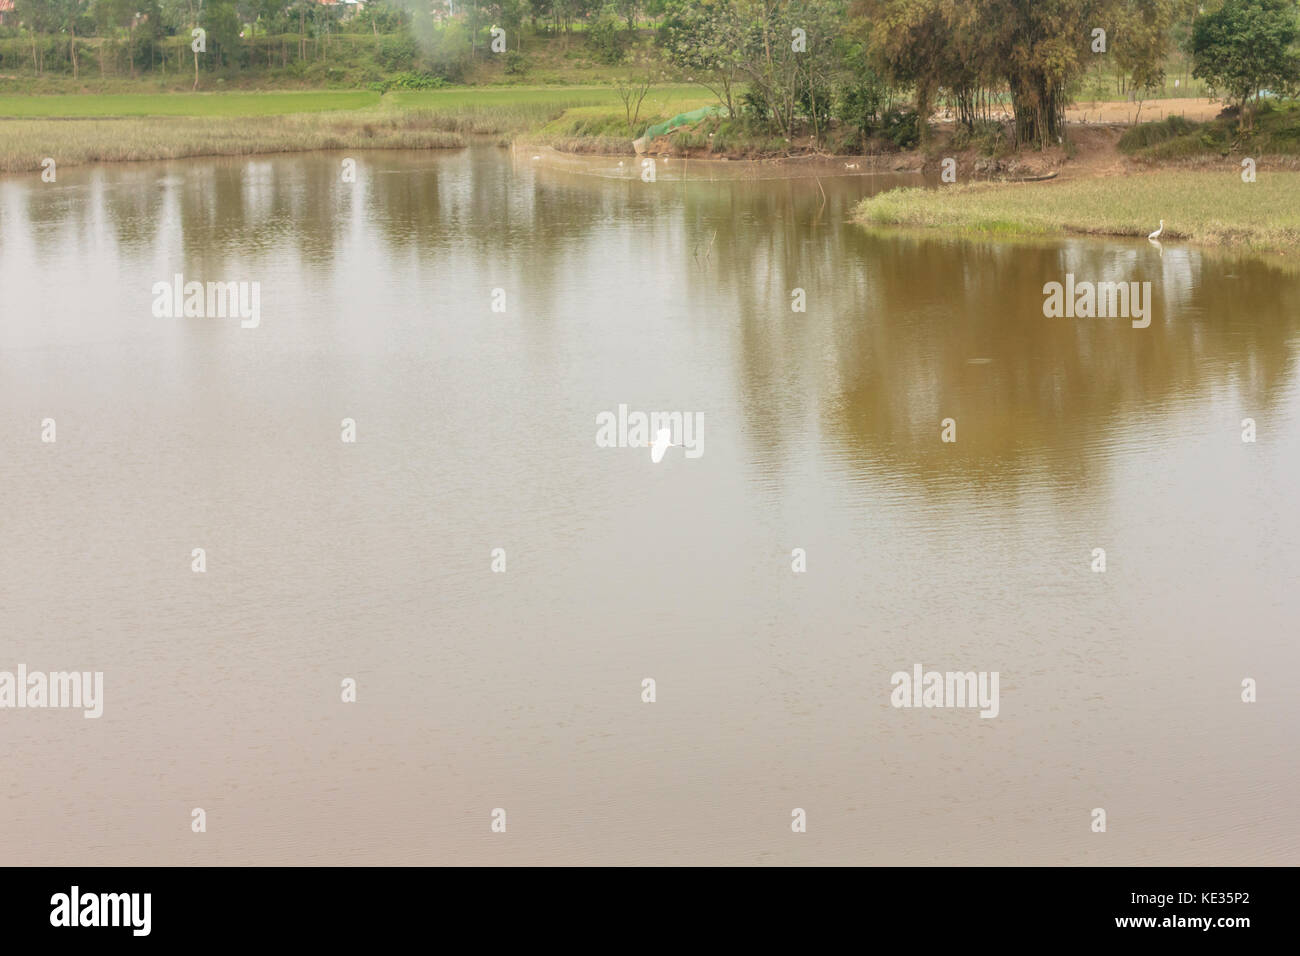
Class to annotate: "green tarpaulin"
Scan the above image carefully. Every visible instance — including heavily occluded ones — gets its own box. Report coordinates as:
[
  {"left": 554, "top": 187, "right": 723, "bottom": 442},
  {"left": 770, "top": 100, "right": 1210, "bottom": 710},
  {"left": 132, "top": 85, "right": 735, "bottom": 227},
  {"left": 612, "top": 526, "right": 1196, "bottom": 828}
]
[{"left": 641, "top": 106, "right": 726, "bottom": 141}]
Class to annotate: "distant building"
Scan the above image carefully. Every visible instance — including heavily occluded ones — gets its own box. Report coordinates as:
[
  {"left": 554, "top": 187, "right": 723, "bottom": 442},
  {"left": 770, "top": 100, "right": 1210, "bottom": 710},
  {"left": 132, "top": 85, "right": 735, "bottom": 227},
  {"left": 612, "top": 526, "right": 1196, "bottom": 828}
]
[{"left": 0, "top": 0, "right": 14, "bottom": 27}]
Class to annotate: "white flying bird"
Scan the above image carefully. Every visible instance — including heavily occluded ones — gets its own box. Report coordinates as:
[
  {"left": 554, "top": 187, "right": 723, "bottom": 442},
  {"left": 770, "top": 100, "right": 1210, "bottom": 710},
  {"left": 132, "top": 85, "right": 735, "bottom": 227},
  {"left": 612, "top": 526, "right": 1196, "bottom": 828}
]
[{"left": 649, "top": 428, "right": 683, "bottom": 464}]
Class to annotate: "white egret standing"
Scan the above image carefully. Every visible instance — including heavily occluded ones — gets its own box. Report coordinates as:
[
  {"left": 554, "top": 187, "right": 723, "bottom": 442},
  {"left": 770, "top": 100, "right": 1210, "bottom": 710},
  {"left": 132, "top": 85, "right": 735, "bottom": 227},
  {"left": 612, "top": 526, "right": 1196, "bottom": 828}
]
[{"left": 1148, "top": 219, "right": 1164, "bottom": 240}]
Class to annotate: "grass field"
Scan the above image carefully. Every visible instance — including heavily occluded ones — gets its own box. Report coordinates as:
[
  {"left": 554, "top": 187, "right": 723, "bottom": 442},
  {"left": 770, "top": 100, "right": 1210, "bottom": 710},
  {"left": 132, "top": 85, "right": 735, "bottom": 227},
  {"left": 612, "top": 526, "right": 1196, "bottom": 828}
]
[
  {"left": 0, "top": 85, "right": 716, "bottom": 171},
  {"left": 857, "top": 170, "right": 1300, "bottom": 251},
  {"left": 0, "top": 90, "right": 382, "bottom": 118},
  {"left": 0, "top": 86, "right": 708, "bottom": 126},
  {"left": 385, "top": 85, "right": 707, "bottom": 110},
  {"left": 0, "top": 86, "right": 709, "bottom": 119}
]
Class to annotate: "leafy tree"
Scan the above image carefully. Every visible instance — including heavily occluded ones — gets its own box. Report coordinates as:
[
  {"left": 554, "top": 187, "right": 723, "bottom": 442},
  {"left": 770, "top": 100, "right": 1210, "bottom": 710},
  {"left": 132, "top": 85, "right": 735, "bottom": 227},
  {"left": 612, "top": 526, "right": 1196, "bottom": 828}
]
[
  {"left": 964, "top": 0, "right": 1095, "bottom": 148},
  {"left": 92, "top": 0, "right": 131, "bottom": 76},
  {"left": 377, "top": 31, "right": 417, "bottom": 69},
  {"left": 1192, "top": 0, "right": 1300, "bottom": 126},
  {"left": 857, "top": 0, "right": 947, "bottom": 143},
  {"left": 643, "top": 0, "right": 669, "bottom": 22},
  {"left": 50, "top": 0, "right": 92, "bottom": 78},
  {"left": 613, "top": 0, "right": 640, "bottom": 28},
  {"left": 588, "top": 5, "right": 628, "bottom": 63},
  {"left": 357, "top": 0, "right": 408, "bottom": 34},
  {"left": 729, "top": 0, "right": 842, "bottom": 140},
  {"left": 14, "top": 0, "right": 64, "bottom": 72},
  {"left": 201, "top": 0, "right": 240, "bottom": 67},
  {"left": 835, "top": 39, "right": 888, "bottom": 138},
  {"left": 657, "top": 0, "right": 743, "bottom": 114},
  {"left": 860, "top": 0, "right": 1189, "bottom": 149},
  {"left": 1112, "top": 0, "right": 1197, "bottom": 122},
  {"left": 501, "top": 0, "right": 528, "bottom": 49}
]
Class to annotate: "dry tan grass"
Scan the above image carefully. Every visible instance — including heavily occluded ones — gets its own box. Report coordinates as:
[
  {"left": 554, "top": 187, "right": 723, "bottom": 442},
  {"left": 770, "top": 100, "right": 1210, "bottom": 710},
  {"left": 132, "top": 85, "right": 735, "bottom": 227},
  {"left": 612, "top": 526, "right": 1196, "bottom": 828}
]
[
  {"left": 0, "top": 110, "right": 465, "bottom": 173},
  {"left": 858, "top": 169, "right": 1300, "bottom": 251}
]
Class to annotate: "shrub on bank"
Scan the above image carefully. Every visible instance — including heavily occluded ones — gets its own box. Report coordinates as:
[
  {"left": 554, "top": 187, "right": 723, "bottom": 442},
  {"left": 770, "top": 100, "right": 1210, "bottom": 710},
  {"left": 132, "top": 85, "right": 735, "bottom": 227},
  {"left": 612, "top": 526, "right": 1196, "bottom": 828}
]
[
  {"left": 881, "top": 108, "right": 921, "bottom": 149},
  {"left": 951, "top": 119, "right": 1010, "bottom": 157},
  {"left": 1118, "top": 114, "right": 1199, "bottom": 151},
  {"left": 373, "top": 72, "right": 446, "bottom": 93},
  {"left": 1120, "top": 100, "right": 1300, "bottom": 160},
  {"left": 587, "top": 11, "right": 630, "bottom": 66}
]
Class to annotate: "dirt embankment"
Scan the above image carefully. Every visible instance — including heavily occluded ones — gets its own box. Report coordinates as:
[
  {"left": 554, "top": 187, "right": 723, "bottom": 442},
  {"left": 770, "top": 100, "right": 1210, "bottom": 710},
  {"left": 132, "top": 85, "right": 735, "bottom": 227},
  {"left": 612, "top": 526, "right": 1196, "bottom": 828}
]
[
  {"left": 918, "top": 125, "right": 1129, "bottom": 183},
  {"left": 920, "top": 98, "right": 1229, "bottom": 181},
  {"left": 636, "top": 98, "right": 1242, "bottom": 181}
]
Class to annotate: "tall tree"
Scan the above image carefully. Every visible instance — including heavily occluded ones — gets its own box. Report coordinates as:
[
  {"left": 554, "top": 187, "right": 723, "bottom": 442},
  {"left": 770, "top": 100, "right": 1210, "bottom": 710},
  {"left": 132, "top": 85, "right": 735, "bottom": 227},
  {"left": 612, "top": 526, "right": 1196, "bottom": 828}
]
[
  {"left": 657, "top": 0, "right": 744, "bottom": 116},
  {"left": 862, "top": 0, "right": 1188, "bottom": 148},
  {"left": 1112, "top": 0, "right": 1196, "bottom": 120},
  {"left": 201, "top": 0, "right": 240, "bottom": 68},
  {"left": 1192, "top": 0, "right": 1300, "bottom": 126},
  {"left": 859, "top": 0, "right": 949, "bottom": 143},
  {"left": 54, "top": 0, "right": 92, "bottom": 79}
]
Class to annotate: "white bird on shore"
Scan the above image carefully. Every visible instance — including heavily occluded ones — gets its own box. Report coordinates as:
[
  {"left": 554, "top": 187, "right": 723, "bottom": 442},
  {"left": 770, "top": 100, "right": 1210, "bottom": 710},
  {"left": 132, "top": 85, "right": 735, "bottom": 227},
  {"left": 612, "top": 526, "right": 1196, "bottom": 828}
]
[
  {"left": 1148, "top": 219, "right": 1165, "bottom": 239},
  {"left": 649, "top": 428, "right": 683, "bottom": 464}
]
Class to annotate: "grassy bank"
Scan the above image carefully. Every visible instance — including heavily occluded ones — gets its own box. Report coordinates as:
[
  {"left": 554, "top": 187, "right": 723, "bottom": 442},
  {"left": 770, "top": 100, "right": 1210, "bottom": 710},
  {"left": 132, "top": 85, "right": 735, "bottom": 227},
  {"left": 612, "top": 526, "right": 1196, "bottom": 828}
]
[
  {"left": 1119, "top": 100, "right": 1300, "bottom": 162},
  {"left": 858, "top": 101, "right": 1300, "bottom": 252},
  {"left": 521, "top": 88, "right": 715, "bottom": 153},
  {"left": 0, "top": 110, "right": 467, "bottom": 172},
  {"left": 857, "top": 170, "right": 1300, "bottom": 251},
  {"left": 0, "top": 85, "right": 718, "bottom": 171}
]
